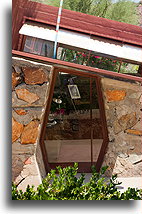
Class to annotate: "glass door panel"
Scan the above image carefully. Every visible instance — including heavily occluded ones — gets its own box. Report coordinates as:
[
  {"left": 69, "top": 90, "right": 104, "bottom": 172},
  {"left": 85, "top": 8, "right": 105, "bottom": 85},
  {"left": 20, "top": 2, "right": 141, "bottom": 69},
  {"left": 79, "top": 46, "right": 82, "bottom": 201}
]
[
  {"left": 44, "top": 72, "right": 104, "bottom": 172},
  {"left": 44, "top": 73, "right": 91, "bottom": 164},
  {"left": 92, "top": 79, "right": 103, "bottom": 163}
]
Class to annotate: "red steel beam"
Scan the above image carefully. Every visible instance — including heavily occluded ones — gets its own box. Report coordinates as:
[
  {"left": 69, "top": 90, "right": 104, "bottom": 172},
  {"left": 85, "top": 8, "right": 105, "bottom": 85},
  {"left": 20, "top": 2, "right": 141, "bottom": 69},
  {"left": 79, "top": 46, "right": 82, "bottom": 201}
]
[{"left": 12, "top": 50, "right": 142, "bottom": 82}]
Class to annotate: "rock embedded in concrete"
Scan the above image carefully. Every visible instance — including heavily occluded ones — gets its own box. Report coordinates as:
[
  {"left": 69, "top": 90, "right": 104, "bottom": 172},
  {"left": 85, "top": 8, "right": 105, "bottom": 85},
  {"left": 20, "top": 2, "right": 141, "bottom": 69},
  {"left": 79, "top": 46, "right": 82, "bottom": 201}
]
[
  {"left": 12, "top": 59, "right": 53, "bottom": 189},
  {"left": 14, "top": 83, "right": 49, "bottom": 106},
  {"left": 118, "top": 112, "right": 137, "bottom": 130},
  {"left": 140, "top": 95, "right": 142, "bottom": 103},
  {"left": 12, "top": 71, "right": 21, "bottom": 90},
  {"left": 105, "top": 90, "right": 126, "bottom": 102},
  {"left": 23, "top": 67, "right": 48, "bottom": 85},
  {"left": 128, "top": 154, "right": 142, "bottom": 164},
  {"left": 115, "top": 105, "right": 133, "bottom": 118},
  {"left": 24, "top": 157, "right": 32, "bottom": 165},
  {"left": 125, "top": 129, "right": 142, "bottom": 136},
  {"left": 15, "top": 109, "right": 27, "bottom": 115},
  {"left": 12, "top": 108, "right": 43, "bottom": 125},
  {"left": 129, "top": 92, "right": 141, "bottom": 99},
  {"left": 133, "top": 120, "right": 142, "bottom": 130},
  {"left": 12, "top": 117, "right": 24, "bottom": 143},
  {"left": 113, "top": 120, "right": 122, "bottom": 134},
  {"left": 12, "top": 155, "right": 25, "bottom": 180},
  {"left": 14, "top": 65, "right": 22, "bottom": 74},
  {"left": 15, "top": 88, "right": 40, "bottom": 104},
  {"left": 101, "top": 78, "right": 142, "bottom": 177},
  {"left": 21, "top": 120, "right": 39, "bottom": 144},
  {"left": 129, "top": 146, "right": 135, "bottom": 150},
  {"left": 12, "top": 141, "right": 36, "bottom": 155},
  {"left": 118, "top": 153, "right": 129, "bottom": 159},
  {"left": 12, "top": 91, "right": 28, "bottom": 107}
]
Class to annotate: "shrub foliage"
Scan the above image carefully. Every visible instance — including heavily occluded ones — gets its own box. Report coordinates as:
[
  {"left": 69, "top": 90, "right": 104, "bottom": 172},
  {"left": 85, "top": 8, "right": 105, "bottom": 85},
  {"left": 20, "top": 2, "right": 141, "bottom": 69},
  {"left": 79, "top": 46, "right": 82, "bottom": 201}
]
[{"left": 12, "top": 163, "right": 142, "bottom": 200}]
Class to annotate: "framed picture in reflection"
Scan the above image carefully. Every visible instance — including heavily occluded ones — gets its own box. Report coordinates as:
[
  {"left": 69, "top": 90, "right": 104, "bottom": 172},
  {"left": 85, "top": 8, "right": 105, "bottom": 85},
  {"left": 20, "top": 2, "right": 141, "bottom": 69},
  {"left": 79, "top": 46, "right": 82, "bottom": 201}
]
[{"left": 68, "top": 85, "right": 81, "bottom": 99}]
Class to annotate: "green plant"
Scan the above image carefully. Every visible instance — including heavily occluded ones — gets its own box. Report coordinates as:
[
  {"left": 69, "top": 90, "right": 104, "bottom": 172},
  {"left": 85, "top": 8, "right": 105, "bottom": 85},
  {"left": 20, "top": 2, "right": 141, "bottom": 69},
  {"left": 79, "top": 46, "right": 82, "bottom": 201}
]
[
  {"left": 59, "top": 49, "right": 125, "bottom": 73},
  {"left": 31, "top": 0, "right": 139, "bottom": 26},
  {"left": 12, "top": 163, "right": 142, "bottom": 200}
]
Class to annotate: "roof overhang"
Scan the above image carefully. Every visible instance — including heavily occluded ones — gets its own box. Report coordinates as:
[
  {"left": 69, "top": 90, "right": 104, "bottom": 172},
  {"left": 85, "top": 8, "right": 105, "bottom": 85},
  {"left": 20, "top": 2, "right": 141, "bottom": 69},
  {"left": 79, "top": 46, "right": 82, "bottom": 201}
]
[{"left": 19, "top": 23, "right": 142, "bottom": 64}]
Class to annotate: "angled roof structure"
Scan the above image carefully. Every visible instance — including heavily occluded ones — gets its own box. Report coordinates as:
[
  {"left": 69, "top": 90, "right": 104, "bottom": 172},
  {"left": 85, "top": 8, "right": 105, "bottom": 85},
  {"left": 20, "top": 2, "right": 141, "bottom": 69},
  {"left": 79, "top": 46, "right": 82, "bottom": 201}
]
[
  {"left": 37, "top": 4, "right": 142, "bottom": 46},
  {"left": 12, "top": 0, "right": 142, "bottom": 50},
  {"left": 12, "top": 0, "right": 142, "bottom": 82}
]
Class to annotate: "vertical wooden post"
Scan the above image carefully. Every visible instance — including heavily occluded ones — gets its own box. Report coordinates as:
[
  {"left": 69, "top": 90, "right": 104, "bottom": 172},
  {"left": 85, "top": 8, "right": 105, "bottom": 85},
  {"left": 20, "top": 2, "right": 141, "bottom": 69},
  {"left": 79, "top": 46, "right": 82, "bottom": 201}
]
[
  {"left": 95, "top": 77, "right": 109, "bottom": 172},
  {"left": 39, "top": 68, "right": 58, "bottom": 173}
]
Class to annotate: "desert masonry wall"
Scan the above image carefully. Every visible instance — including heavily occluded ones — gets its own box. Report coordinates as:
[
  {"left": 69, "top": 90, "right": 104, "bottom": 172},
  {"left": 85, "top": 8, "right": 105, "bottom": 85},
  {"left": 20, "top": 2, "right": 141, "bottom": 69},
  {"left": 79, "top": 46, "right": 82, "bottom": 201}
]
[
  {"left": 12, "top": 57, "right": 53, "bottom": 190},
  {"left": 12, "top": 57, "right": 142, "bottom": 190},
  {"left": 101, "top": 77, "right": 142, "bottom": 177}
]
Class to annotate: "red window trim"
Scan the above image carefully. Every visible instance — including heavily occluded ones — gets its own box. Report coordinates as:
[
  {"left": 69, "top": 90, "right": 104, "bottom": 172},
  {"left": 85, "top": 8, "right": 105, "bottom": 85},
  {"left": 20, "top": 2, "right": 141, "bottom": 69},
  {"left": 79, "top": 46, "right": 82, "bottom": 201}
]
[{"left": 12, "top": 50, "right": 142, "bottom": 83}]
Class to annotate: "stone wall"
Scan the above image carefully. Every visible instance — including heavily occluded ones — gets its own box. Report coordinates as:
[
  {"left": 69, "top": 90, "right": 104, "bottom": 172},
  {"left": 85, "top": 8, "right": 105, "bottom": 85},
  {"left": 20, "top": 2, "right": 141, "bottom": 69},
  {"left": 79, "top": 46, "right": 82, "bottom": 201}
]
[
  {"left": 101, "top": 77, "right": 142, "bottom": 177},
  {"left": 12, "top": 57, "right": 53, "bottom": 190},
  {"left": 12, "top": 57, "right": 142, "bottom": 190}
]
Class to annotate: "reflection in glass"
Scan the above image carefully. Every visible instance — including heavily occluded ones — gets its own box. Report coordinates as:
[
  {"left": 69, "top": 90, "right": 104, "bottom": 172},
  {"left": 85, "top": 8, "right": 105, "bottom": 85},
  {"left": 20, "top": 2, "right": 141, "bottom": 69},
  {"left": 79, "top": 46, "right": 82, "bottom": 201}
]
[
  {"left": 23, "top": 36, "right": 54, "bottom": 58},
  {"left": 44, "top": 73, "right": 103, "bottom": 166}
]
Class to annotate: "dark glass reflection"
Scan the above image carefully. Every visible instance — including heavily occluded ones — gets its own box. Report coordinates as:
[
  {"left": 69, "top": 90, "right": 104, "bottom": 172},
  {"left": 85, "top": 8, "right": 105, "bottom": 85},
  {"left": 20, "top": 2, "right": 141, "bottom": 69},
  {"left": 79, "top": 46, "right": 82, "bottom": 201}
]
[{"left": 44, "top": 73, "right": 103, "bottom": 163}]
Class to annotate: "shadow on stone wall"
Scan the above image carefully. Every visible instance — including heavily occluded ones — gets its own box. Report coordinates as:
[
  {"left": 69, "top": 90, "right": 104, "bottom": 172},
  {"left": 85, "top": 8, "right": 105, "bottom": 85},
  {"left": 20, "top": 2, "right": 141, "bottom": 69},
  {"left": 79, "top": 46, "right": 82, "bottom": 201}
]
[
  {"left": 101, "top": 77, "right": 142, "bottom": 177},
  {"left": 12, "top": 58, "right": 53, "bottom": 187}
]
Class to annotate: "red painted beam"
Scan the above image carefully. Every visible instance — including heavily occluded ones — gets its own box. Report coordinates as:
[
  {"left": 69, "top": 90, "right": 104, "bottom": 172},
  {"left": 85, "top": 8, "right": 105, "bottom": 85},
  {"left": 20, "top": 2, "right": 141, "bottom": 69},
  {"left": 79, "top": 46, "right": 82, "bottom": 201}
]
[
  {"left": 12, "top": 50, "right": 142, "bottom": 82},
  {"left": 12, "top": 0, "right": 142, "bottom": 48}
]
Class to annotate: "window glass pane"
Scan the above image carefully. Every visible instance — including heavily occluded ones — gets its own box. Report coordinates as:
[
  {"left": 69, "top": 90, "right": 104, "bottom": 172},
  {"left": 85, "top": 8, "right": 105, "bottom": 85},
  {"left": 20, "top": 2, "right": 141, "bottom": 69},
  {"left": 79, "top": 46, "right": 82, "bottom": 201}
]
[
  {"left": 23, "top": 36, "right": 54, "bottom": 57},
  {"left": 44, "top": 73, "right": 91, "bottom": 163},
  {"left": 44, "top": 73, "right": 103, "bottom": 165},
  {"left": 92, "top": 79, "right": 103, "bottom": 162},
  {"left": 34, "top": 38, "right": 43, "bottom": 55},
  {"left": 57, "top": 46, "right": 141, "bottom": 75},
  {"left": 23, "top": 36, "right": 35, "bottom": 53},
  {"left": 23, "top": 36, "right": 141, "bottom": 76},
  {"left": 41, "top": 40, "right": 54, "bottom": 58}
]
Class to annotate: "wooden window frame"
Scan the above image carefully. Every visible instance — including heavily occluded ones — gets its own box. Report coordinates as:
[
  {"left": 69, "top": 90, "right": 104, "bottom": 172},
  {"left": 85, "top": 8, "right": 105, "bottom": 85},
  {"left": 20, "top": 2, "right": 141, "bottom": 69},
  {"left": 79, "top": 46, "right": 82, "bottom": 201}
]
[
  {"left": 12, "top": 49, "right": 142, "bottom": 173},
  {"left": 39, "top": 67, "right": 109, "bottom": 173},
  {"left": 12, "top": 50, "right": 142, "bottom": 83}
]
